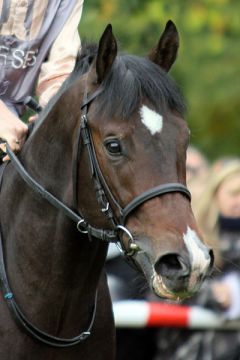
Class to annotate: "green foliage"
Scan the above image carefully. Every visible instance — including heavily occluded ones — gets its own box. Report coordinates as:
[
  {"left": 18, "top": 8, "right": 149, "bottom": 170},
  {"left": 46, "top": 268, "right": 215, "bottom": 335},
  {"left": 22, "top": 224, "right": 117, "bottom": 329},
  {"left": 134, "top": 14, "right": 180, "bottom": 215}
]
[{"left": 79, "top": 0, "right": 240, "bottom": 160}]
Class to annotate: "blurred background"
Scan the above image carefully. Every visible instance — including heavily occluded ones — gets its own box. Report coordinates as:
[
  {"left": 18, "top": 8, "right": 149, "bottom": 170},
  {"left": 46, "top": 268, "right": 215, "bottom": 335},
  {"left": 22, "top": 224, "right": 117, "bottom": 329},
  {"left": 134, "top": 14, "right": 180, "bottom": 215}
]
[{"left": 79, "top": 0, "right": 240, "bottom": 161}]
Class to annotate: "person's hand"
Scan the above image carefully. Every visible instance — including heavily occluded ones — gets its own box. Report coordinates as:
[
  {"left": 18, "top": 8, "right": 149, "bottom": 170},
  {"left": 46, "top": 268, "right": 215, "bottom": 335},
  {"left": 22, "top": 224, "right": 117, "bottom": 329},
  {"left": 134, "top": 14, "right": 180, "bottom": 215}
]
[
  {"left": 0, "top": 100, "right": 28, "bottom": 161},
  {"left": 211, "top": 282, "right": 232, "bottom": 309},
  {"left": 28, "top": 114, "right": 38, "bottom": 123}
]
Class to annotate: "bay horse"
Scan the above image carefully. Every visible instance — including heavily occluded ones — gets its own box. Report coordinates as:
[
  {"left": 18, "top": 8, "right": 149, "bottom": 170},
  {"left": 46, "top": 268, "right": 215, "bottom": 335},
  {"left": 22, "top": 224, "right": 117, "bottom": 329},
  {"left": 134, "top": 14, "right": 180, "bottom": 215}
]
[{"left": 0, "top": 22, "right": 213, "bottom": 359}]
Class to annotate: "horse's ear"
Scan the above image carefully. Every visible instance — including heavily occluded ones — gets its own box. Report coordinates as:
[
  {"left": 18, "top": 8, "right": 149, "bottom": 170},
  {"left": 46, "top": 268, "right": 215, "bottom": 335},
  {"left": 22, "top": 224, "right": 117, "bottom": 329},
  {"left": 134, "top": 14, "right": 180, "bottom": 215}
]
[
  {"left": 96, "top": 24, "right": 117, "bottom": 83},
  {"left": 148, "top": 20, "right": 179, "bottom": 72}
]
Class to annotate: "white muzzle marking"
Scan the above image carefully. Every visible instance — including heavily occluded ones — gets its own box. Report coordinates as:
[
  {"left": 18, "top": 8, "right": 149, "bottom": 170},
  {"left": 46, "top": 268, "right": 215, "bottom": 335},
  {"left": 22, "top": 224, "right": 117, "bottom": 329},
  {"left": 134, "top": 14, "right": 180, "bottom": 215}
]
[{"left": 183, "top": 226, "right": 210, "bottom": 273}]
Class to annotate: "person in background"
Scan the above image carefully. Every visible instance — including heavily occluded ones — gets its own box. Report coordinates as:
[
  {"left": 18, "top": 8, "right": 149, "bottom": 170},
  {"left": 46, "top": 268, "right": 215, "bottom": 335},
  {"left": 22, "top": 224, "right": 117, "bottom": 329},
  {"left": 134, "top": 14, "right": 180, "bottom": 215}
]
[
  {"left": 186, "top": 146, "right": 210, "bottom": 211},
  {"left": 153, "top": 158, "right": 240, "bottom": 360},
  {"left": 0, "top": 0, "right": 84, "bottom": 159}
]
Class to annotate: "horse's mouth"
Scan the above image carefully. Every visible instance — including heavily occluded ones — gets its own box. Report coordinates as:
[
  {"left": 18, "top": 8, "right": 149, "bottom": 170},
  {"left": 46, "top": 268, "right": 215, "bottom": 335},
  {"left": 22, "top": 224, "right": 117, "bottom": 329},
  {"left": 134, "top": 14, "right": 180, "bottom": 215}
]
[
  {"left": 151, "top": 273, "right": 191, "bottom": 301},
  {"left": 152, "top": 273, "right": 176, "bottom": 300}
]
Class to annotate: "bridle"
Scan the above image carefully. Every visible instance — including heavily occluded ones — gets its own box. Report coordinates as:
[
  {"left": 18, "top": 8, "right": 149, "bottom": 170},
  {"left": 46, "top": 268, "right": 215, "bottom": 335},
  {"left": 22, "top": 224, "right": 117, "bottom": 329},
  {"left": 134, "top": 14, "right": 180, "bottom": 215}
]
[
  {"left": 74, "top": 86, "right": 191, "bottom": 256},
  {"left": 0, "top": 86, "right": 191, "bottom": 347}
]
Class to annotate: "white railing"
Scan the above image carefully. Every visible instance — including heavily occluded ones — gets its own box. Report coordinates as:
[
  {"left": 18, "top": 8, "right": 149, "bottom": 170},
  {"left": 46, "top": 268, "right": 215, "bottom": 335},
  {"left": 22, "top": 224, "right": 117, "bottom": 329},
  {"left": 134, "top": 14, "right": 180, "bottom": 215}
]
[{"left": 113, "top": 301, "right": 240, "bottom": 330}]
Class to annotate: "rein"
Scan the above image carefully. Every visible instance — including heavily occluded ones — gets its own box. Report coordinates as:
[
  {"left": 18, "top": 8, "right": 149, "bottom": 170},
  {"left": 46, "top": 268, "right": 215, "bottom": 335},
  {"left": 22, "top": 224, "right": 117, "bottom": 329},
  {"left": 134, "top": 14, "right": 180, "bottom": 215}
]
[
  {"left": 0, "top": 162, "right": 98, "bottom": 347},
  {"left": 0, "top": 87, "right": 191, "bottom": 347}
]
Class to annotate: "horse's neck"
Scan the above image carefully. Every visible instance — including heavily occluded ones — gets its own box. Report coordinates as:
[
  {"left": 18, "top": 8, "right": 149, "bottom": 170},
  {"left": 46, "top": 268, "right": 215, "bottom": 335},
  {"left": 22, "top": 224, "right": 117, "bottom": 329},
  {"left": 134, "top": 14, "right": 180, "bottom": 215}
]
[
  {"left": 23, "top": 95, "right": 79, "bottom": 197},
  {"left": 0, "top": 88, "right": 108, "bottom": 325}
]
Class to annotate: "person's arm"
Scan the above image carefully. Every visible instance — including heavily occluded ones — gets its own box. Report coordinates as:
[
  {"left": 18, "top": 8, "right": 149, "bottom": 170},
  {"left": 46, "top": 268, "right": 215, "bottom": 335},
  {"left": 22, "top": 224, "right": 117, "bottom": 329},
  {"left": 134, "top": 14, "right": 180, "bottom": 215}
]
[
  {"left": 0, "top": 100, "right": 28, "bottom": 160},
  {"left": 36, "top": 0, "right": 84, "bottom": 107}
]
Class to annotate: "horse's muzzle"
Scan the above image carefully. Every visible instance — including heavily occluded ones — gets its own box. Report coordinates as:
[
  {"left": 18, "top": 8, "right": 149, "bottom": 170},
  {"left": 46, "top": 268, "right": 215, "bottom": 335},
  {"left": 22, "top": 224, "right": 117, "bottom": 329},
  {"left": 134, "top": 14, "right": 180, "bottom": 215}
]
[{"left": 152, "top": 249, "right": 214, "bottom": 299}]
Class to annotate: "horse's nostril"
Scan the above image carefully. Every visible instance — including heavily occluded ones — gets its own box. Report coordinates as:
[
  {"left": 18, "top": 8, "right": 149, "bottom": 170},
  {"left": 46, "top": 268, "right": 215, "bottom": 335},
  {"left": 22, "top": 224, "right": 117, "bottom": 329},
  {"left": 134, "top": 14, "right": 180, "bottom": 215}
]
[{"left": 155, "top": 253, "right": 190, "bottom": 279}]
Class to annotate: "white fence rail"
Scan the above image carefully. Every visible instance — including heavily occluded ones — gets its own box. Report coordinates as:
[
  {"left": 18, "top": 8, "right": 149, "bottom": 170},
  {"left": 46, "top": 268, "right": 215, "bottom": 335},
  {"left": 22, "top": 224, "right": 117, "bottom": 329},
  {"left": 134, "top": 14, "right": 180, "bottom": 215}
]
[{"left": 113, "top": 301, "right": 240, "bottom": 330}]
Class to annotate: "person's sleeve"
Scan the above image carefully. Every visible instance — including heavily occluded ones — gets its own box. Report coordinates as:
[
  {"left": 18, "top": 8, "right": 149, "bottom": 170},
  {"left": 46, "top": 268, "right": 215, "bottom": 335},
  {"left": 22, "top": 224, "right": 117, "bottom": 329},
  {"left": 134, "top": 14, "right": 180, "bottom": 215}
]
[{"left": 36, "top": 0, "right": 84, "bottom": 107}]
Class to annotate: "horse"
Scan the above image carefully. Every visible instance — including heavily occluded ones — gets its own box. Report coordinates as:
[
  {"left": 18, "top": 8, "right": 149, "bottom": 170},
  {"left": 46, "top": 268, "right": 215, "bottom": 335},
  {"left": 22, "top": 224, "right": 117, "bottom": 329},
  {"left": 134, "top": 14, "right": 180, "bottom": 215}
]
[{"left": 0, "top": 21, "right": 213, "bottom": 359}]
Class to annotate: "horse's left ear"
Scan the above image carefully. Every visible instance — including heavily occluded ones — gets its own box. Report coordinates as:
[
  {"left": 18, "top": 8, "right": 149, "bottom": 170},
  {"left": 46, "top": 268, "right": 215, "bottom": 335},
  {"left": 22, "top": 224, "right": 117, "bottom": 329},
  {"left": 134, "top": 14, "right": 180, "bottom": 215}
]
[
  {"left": 96, "top": 24, "right": 117, "bottom": 83},
  {"left": 148, "top": 20, "right": 179, "bottom": 72}
]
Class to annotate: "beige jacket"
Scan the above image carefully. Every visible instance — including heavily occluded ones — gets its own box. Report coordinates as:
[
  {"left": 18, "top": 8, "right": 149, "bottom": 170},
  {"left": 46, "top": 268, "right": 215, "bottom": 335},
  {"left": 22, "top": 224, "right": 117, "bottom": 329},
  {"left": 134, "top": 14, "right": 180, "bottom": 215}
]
[{"left": 0, "top": 0, "right": 83, "bottom": 107}]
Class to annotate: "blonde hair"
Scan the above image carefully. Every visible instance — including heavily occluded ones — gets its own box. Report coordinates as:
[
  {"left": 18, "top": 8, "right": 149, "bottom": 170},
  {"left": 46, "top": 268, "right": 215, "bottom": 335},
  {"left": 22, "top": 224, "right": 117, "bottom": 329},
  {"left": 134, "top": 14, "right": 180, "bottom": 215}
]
[{"left": 194, "top": 159, "right": 240, "bottom": 267}]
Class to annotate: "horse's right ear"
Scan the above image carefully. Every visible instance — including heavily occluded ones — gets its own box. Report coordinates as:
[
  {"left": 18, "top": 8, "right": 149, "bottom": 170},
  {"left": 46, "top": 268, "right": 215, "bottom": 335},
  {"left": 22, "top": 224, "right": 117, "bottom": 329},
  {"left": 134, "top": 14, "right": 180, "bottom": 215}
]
[
  {"left": 148, "top": 20, "right": 179, "bottom": 72},
  {"left": 96, "top": 24, "right": 117, "bottom": 84}
]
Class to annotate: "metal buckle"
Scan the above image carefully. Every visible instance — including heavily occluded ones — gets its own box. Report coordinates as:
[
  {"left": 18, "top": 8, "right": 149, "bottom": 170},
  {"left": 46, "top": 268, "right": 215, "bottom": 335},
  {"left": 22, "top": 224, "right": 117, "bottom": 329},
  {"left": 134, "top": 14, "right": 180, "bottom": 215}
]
[
  {"left": 101, "top": 202, "right": 109, "bottom": 213},
  {"left": 77, "top": 219, "right": 88, "bottom": 234},
  {"left": 117, "top": 225, "right": 140, "bottom": 256},
  {"left": 79, "top": 331, "right": 91, "bottom": 341}
]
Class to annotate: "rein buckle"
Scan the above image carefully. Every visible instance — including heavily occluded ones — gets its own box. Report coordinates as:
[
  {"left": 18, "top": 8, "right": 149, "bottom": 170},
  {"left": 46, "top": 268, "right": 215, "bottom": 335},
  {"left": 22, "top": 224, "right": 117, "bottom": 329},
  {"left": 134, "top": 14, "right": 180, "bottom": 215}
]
[{"left": 77, "top": 219, "right": 88, "bottom": 234}]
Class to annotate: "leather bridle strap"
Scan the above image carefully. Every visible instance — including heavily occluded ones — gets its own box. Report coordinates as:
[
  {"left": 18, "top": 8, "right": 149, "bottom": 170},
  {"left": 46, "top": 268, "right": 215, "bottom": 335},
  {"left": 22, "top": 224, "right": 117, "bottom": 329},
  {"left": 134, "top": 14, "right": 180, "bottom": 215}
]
[
  {"left": 80, "top": 87, "right": 104, "bottom": 109},
  {"left": 120, "top": 183, "right": 191, "bottom": 224},
  {"left": 80, "top": 112, "right": 123, "bottom": 216}
]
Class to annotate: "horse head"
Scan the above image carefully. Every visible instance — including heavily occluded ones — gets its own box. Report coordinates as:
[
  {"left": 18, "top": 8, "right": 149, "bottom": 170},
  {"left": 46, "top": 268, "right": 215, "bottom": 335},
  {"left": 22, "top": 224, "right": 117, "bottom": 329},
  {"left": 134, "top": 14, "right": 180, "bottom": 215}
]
[{"left": 76, "top": 22, "right": 214, "bottom": 301}]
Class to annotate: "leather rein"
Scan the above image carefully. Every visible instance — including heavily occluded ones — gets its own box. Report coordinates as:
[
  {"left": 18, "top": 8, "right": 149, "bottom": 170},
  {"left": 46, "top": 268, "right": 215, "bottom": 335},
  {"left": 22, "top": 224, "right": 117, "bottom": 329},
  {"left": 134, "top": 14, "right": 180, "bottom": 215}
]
[{"left": 0, "top": 87, "right": 191, "bottom": 347}]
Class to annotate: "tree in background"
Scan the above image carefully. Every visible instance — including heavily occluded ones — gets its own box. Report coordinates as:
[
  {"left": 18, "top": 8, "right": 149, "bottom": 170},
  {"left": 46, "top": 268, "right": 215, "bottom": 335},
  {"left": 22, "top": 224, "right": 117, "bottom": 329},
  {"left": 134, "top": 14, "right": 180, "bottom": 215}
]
[{"left": 79, "top": 0, "right": 239, "bottom": 160}]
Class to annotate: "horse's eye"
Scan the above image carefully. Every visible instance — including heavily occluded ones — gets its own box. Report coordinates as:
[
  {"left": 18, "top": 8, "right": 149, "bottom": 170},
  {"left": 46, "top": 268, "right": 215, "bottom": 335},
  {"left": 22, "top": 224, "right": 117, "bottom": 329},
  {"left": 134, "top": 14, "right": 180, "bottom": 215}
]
[{"left": 104, "top": 139, "right": 122, "bottom": 155}]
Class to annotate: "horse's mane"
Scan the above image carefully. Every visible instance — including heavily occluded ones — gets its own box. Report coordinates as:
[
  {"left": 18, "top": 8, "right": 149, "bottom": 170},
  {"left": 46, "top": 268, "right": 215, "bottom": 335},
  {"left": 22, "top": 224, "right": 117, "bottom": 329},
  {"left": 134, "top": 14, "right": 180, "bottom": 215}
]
[{"left": 67, "top": 42, "right": 186, "bottom": 119}]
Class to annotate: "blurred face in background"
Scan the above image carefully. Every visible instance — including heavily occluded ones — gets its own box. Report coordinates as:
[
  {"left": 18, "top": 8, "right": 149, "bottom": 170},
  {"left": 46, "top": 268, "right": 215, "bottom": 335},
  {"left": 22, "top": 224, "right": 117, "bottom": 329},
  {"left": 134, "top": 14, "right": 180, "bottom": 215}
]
[
  {"left": 186, "top": 148, "right": 209, "bottom": 208},
  {"left": 216, "top": 172, "right": 240, "bottom": 218},
  {"left": 186, "top": 150, "right": 208, "bottom": 184}
]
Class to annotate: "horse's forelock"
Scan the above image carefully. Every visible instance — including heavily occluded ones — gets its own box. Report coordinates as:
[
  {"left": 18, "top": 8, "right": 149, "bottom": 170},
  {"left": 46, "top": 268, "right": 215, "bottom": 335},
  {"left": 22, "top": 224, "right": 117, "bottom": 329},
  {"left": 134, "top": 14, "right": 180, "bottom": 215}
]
[{"left": 94, "top": 54, "right": 187, "bottom": 119}]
